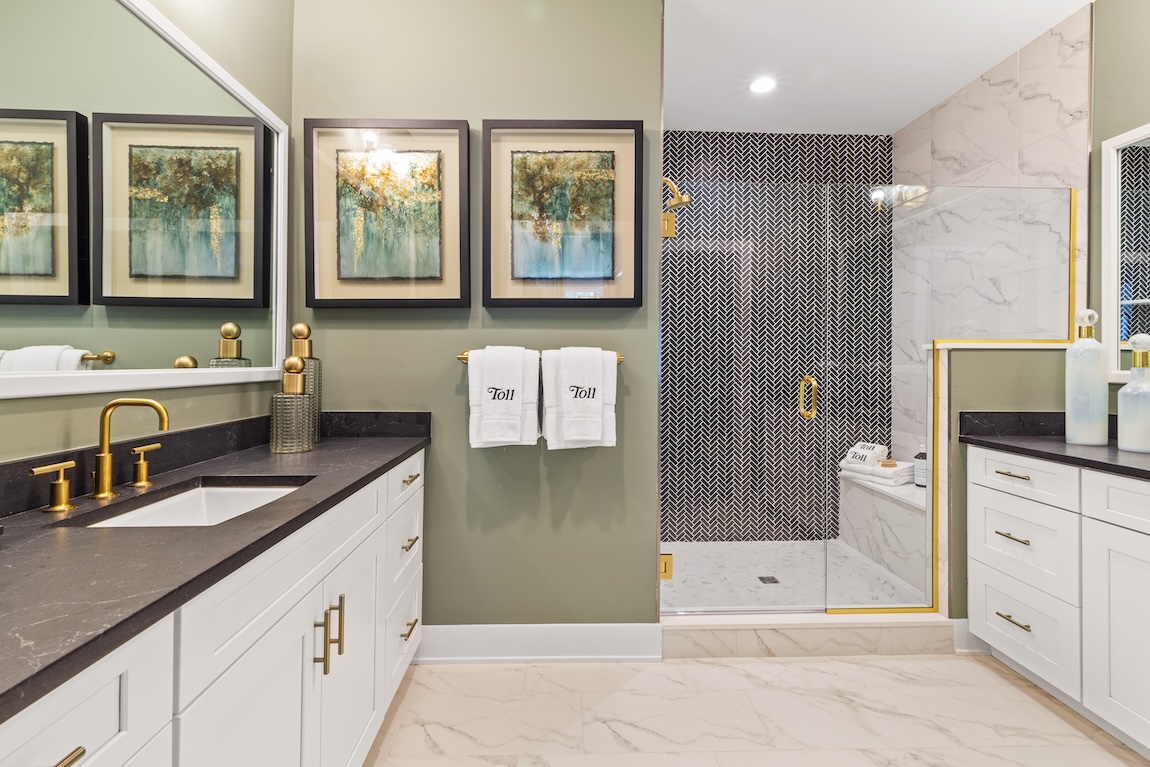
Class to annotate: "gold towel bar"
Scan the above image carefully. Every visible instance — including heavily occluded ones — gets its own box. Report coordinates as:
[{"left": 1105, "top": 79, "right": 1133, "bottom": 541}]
[
  {"left": 457, "top": 349, "right": 623, "bottom": 364},
  {"left": 81, "top": 350, "right": 116, "bottom": 364}
]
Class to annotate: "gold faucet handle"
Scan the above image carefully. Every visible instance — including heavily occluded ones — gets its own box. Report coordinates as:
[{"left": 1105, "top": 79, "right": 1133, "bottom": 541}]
[
  {"left": 27, "top": 460, "right": 77, "bottom": 513},
  {"left": 128, "top": 443, "right": 161, "bottom": 488}
]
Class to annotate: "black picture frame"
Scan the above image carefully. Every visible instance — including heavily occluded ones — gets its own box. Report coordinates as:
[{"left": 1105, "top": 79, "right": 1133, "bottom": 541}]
[
  {"left": 482, "top": 119, "right": 644, "bottom": 308},
  {"left": 0, "top": 109, "right": 88, "bottom": 305},
  {"left": 92, "top": 113, "right": 270, "bottom": 308},
  {"left": 304, "top": 118, "right": 470, "bottom": 308}
]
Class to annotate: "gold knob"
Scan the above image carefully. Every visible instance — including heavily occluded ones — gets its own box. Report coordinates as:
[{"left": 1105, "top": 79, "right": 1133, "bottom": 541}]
[
  {"left": 174, "top": 355, "right": 198, "bottom": 368},
  {"left": 220, "top": 322, "right": 241, "bottom": 339},
  {"left": 292, "top": 322, "right": 312, "bottom": 339},
  {"left": 28, "top": 460, "right": 76, "bottom": 513},
  {"left": 128, "top": 443, "right": 161, "bottom": 488}
]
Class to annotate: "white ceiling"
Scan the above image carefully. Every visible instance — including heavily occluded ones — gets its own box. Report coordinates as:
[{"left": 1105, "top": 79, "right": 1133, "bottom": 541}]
[{"left": 663, "top": 0, "right": 1092, "bottom": 135}]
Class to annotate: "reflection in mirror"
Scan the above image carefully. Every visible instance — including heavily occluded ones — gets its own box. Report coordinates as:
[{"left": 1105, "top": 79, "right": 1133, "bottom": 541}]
[
  {"left": 0, "top": 0, "right": 274, "bottom": 372},
  {"left": 1118, "top": 139, "right": 1150, "bottom": 343}
]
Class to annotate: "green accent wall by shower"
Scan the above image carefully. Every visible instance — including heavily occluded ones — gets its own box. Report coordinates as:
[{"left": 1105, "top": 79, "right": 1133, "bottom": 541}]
[{"left": 289, "top": 0, "right": 664, "bottom": 625}]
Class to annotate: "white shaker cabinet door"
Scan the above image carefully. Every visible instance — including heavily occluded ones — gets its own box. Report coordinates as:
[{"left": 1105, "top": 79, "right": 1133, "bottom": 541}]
[
  {"left": 1083, "top": 517, "right": 1150, "bottom": 745},
  {"left": 176, "top": 586, "right": 324, "bottom": 767},
  {"left": 320, "top": 524, "right": 386, "bottom": 767}
]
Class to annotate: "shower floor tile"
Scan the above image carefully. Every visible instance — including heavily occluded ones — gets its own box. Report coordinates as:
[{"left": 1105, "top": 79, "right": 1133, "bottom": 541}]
[{"left": 660, "top": 540, "right": 926, "bottom": 613}]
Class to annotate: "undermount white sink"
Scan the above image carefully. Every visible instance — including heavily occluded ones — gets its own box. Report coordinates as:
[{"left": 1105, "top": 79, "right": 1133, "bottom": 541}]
[{"left": 90, "top": 485, "right": 297, "bottom": 528}]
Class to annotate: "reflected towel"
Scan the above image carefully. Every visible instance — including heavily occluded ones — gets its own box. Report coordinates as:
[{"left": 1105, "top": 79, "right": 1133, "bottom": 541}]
[{"left": 0, "top": 345, "right": 90, "bottom": 372}]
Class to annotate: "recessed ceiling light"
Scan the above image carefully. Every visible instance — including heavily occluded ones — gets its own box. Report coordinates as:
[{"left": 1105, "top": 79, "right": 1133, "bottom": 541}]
[{"left": 749, "top": 76, "right": 777, "bottom": 94}]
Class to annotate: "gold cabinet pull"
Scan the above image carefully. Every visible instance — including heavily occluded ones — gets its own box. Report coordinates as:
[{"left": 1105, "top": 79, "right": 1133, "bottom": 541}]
[
  {"left": 55, "top": 746, "right": 87, "bottom": 767},
  {"left": 994, "top": 469, "right": 1031, "bottom": 482},
  {"left": 798, "top": 375, "right": 819, "bottom": 420},
  {"left": 995, "top": 530, "right": 1032, "bottom": 546},
  {"left": 995, "top": 611, "right": 1032, "bottom": 633},
  {"left": 28, "top": 460, "right": 77, "bottom": 513},
  {"left": 329, "top": 594, "right": 346, "bottom": 656},
  {"left": 402, "top": 535, "right": 420, "bottom": 552},
  {"left": 402, "top": 472, "right": 421, "bottom": 487},
  {"left": 400, "top": 618, "right": 419, "bottom": 641},
  {"left": 314, "top": 609, "right": 333, "bottom": 674}
]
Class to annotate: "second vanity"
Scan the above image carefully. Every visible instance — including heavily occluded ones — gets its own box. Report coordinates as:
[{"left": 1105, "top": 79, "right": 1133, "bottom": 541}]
[
  {"left": 961, "top": 423, "right": 1150, "bottom": 758},
  {"left": 0, "top": 419, "right": 429, "bottom": 767}
]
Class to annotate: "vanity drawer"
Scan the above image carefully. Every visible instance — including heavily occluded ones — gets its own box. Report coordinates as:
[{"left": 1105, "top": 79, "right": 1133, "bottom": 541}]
[
  {"left": 382, "top": 567, "right": 423, "bottom": 703},
  {"left": 1083, "top": 469, "right": 1150, "bottom": 536},
  {"left": 969, "top": 560, "right": 1081, "bottom": 700},
  {"left": 968, "top": 484, "right": 1081, "bottom": 605},
  {"left": 387, "top": 449, "right": 425, "bottom": 515},
  {"left": 0, "top": 617, "right": 173, "bottom": 767},
  {"left": 385, "top": 488, "right": 424, "bottom": 604},
  {"left": 176, "top": 475, "right": 384, "bottom": 712},
  {"left": 967, "top": 446, "right": 1080, "bottom": 512}
]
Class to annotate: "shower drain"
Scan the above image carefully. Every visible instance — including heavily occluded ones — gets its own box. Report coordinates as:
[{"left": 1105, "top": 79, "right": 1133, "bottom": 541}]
[{"left": 758, "top": 576, "right": 779, "bottom": 584}]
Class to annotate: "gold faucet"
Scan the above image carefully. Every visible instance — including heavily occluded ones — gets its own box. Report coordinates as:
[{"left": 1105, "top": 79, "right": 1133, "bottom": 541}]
[{"left": 93, "top": 398, "right": 170, "bottom": 500}]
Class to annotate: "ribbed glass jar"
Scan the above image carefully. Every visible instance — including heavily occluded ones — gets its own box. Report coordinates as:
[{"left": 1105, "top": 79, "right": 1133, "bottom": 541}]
[
  {"left": 271, "top": 393, "right": 315, "bottom": 453},
  {"left": 208, "top": 357, "right": 252, "bottom": 368},
  {"left": 303, "top": 357, "right": 322, "bottom": 443}
]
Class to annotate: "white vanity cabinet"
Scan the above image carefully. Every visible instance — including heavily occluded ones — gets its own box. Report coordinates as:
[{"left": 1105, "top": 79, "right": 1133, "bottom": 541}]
[
  {"left": 1082, "top": 469, "right": 1150, "bottom": 748},
  {"left": 965, "top": 445, "right": 1082, "bottom": 700},
  {"left": 0, "top": 617, "right": 174, "bottom": 767}
]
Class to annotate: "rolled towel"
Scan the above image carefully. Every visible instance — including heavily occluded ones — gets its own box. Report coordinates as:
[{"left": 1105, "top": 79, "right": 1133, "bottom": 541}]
[
  {"left": 60, "top": 348, "right": 94, "bottom": 371},
  {"left": 842, "top": 442, "right": 889, "bottom": 466},
  {"left": 0, "top": 345, "right": 74, "bottom": 372}
]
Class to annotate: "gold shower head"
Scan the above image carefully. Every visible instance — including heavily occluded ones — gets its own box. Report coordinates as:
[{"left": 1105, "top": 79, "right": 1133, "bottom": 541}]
[{"left": 662, "top": 177, "right": 692, "bottom": 209}]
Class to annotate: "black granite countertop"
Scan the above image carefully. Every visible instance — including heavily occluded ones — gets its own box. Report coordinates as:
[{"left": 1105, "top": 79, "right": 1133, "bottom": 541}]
[
  {"left": 0, "top": 436, "right": 429, "bottom": 724},
  {"left": 959, "top": 435, "right": 1150, "bottom": 483}
]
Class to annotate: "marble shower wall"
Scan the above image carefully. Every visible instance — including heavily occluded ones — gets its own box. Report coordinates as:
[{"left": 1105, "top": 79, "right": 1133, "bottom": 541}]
[{"left": 889, "top": 5, "right": 1092, "bottom": 462}]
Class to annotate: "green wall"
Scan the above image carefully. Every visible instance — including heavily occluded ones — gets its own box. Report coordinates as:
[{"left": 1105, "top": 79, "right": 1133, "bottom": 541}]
[
  {"left": 0, "top": 0, "right": 273, "bottom": 368},
  {"left": 290, "top": 0, "right": 664, "bottom": 625}
]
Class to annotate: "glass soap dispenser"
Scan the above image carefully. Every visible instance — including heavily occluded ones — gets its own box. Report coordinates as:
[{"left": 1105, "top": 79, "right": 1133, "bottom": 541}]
[
  {"left": 291, "top": 322, "right": 322, "bottom": 444},
  {"left": 208, "top": 322, "right": 252, "bottom": 368},
  {"left": 1118, "top": 334, "right": 1150, "bottom": 453},
  {"left": 1066, "top": 309, "right": 1109, "bottom": 446},
  {"left": 271, "top": 356, "right": 315, "bottom": 454}
]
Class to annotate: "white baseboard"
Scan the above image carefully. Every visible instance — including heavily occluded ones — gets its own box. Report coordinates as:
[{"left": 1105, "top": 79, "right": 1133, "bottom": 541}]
[
  {"left": 953, "top": 618, "right": 992, "bottom": 654},
  {"left": 415, "top": 623, "right": 662, "bottom": 663}
]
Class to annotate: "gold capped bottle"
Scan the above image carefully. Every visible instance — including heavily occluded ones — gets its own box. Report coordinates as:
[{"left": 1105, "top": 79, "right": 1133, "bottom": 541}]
[
  {"left": 291, "top": 322, "right": 322, "bottom": 444},
  {"left": 271, "top": 356, "right": 315, "bottom": 454},
  {"left": 208, "top": 323, "right": 252, "bottom": 368}
]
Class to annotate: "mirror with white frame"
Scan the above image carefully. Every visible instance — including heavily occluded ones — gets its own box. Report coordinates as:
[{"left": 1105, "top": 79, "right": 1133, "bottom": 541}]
[{"left": 0, "top": 0, "right": 286, "bottom": 399}]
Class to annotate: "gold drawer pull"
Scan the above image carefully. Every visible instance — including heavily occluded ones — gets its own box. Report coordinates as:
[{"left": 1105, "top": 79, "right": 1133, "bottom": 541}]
[
  {"left": 55, "top": 747, "right": 87, "bottom": 767},
  {"left": 402, "top": 472, "right": 421, "bottom": 487},
  {"left": 995, "top": 611, "right": 1032, "bottom": 632},
  {"left": 401, "top": 618, "right": 419, "bottom": 641},
  {"left": 994, "top": 469, "right": 1032, "bottom": 482},
  {"left": 995, "top": 530, "right": 1032, "bottom": 546},
  {"left": 330, "top": 594, "right": 346, "bottom": 656},
  {"left": 314, "top": 609, "right": 333, "bottom": 674},
  {"left": 402, "top": 535, "right": 420, "bottom": 552}
]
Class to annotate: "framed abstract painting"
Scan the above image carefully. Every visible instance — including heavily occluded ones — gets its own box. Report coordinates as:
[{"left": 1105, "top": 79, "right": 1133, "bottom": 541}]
[
  {"left": 92, "top": 113, "right": 270, "bottom": 307},
  {"left": 304, "top": 118, "right": 470, "bottom": 308},
  {"left": 0, "top": 109, "right": 88, "bottom": 304},
  {"left": 482, "top": 119, "right": 643, "bottom": 308}
]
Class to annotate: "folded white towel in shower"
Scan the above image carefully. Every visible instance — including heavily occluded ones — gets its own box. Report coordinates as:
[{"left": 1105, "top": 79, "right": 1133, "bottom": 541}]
[
  {"left": 0, "top": 345, "right": 91, "bottom": 372},
  {"left": 839, "top": 460, "right": 914, "bottom": 481},
  {"left": 841, "top": 472, "right": 914, "bottom": 488},
  {"left": 542, "top": 348, "right": 618, "bottom": 449},
  {"left": 841, "top": 442, "right": 889, "bottom": 466},
  {"left": 467, "top": 346, "right": 540, "bottom": 448}
]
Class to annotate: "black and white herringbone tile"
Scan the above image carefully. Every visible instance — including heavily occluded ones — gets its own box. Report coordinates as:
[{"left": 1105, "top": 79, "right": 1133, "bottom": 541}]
[
  {"left": 660, "top": 132, "right": 892, "bottom": 543},
  {"left": 1120, "top": 145, "right": 1150, "bottom": 338}
]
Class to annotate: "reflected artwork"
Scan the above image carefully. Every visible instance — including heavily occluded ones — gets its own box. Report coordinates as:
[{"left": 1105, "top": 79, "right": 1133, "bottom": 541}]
[
  {"left": 336, "top": 149, "right": 443, "bottom": 280},
  {"left": 510, "top": 150, "right": 615, "bottom": 280},
  {"left": 128, "top": 144, "right": 239, "bottom": 279},
  {"left": 0, "top": 140, "right": 54, "bottom": 276}
]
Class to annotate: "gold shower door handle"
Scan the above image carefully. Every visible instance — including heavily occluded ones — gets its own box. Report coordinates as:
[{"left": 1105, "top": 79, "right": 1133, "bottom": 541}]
[{"left": 798, "top": 375, "right": 819, "bottom": 420}]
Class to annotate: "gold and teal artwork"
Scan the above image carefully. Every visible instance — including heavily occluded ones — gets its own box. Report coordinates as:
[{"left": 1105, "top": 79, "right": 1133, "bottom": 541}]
[
  {"left": 0, "top": 140, "right": 55, "bottom": 277},
  {"left": 128, "top": 144, "right": 239, "bottom": 279},
  {"left": 336, "top": 149, "right": 443, "bottom": 280},
  {"left": 510, "top": 150, "right": 615, "bottom": 280}
]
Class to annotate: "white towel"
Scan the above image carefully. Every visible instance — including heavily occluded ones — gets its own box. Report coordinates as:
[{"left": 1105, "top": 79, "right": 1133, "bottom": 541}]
[
  {"left": 542, "top": 348, "right": 618, "bottom": 449},
  {"left": 842, "top": 442, "right": 889, "bottom": 466},
  {"left": 60, "top": 348, "right": 93, "bottom": 371},
  {"left": 467, "top": 346, "right": 540, "bottom": 448},
  {"left": 841, "top": 472, "right": 914, "bottom": 488},
  {"left": 0, "top": 345, "right": 79, "bottom": 372},
  {"left": 839, "top": 460, "right": 914, "bottom": 481},
  {"left": 558, "top": 346, "right": 604, "bottom": 441}
]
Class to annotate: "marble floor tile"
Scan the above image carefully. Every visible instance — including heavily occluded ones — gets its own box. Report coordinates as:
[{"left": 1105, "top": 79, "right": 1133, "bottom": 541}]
[
  {"left": 376, "top": 758, "right": 523, "bottom": 767},
  {"left": 524, "top": 662, "right": 688, "bottom": 693},
  {"left": 581, "top": 689, "right": 775, "bottom": 752},
  {"left": 387, "top": 693, "right": 584, "bottom": 756},
  {"left": 716, "top": 745, "right": 1146, "bottom": 767},
  {"left": 408, "top": 665, "right": 528, "bottom": 696},
  {"left": 661, "top": 629, "right": 738, "bottom": 659},
  {"left": 518, "top": 754, "right": 721, "bottom": 767}
]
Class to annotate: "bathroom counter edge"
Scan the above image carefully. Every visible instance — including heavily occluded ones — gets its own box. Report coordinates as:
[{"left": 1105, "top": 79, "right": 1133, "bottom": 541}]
[{"left": 959, "top": 434, "right": 1150, "bottom": 482}]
